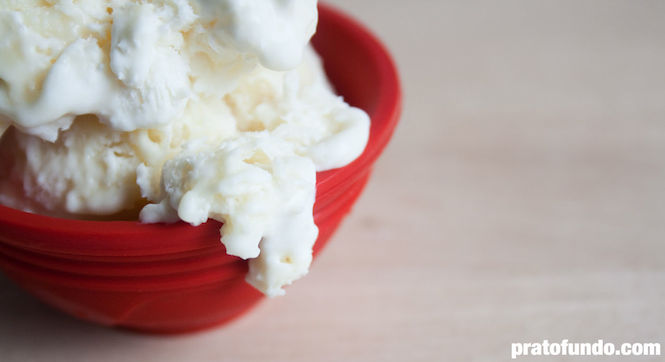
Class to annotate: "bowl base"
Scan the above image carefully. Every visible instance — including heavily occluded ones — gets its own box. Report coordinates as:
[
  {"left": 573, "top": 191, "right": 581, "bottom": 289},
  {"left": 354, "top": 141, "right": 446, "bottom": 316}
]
[{"left": 119, "top": 298, "right": 263, "bottom": 335}]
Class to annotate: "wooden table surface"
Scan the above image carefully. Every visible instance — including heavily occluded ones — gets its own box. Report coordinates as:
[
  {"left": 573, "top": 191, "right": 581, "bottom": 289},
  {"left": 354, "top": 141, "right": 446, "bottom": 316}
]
[{"left": 2, "top": 1, "right": 665, "bottom": 361}]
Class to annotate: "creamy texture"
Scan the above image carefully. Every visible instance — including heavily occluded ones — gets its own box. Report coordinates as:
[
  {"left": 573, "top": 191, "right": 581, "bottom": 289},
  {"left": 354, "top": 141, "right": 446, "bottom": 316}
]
[
  {"left": 0, "top": 0, "right": 317, "bottom": 140},
  {"left": 0, "top": 0, "right": 369, "bottom": 296}
]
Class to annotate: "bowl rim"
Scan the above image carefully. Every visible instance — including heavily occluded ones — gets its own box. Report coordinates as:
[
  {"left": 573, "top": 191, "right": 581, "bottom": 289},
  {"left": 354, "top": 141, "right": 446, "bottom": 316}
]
[{"left": 0, "top": 2, "right": 402, "bottom": 257}]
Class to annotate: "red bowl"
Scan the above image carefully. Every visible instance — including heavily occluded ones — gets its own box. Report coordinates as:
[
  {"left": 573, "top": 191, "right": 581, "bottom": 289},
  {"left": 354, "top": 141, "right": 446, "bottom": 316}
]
[{"left": 0, "top": 3, "right": 401, "bottom": 334}]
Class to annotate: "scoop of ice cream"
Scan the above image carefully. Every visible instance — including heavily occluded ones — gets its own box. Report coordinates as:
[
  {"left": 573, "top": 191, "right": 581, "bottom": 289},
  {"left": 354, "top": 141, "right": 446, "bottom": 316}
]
[
  {"left": 0, "top": 0, "right": 369, "bottom": 296},
  {"left": 0, "top": 38, "right": 369, "bottom": 296},
  {"left": 0, "top": 0, "right": 317, "bottom": 140}
]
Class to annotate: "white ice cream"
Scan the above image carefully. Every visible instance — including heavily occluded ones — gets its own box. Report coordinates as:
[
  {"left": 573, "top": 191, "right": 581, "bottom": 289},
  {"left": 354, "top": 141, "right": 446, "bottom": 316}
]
[{"left": 0, "top": 0, "right": 369, "bottom": 296}]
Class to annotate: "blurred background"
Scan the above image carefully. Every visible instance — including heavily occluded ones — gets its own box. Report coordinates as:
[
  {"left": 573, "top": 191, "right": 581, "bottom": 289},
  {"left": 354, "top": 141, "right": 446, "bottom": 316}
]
[{"left": 2, "top": 1, "right": 665, "bottom": 361}]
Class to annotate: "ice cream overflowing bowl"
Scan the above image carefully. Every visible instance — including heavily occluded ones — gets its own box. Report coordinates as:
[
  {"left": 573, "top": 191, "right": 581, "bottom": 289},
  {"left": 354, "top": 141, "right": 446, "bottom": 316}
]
[{"left": 0, "top": 3, "right": 401, "bottom": 333}]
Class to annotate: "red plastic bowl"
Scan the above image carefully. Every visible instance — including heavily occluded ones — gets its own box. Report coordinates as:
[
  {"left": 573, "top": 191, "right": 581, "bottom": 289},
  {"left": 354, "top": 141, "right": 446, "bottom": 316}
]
[{"left": 0, "top": 3, "right": 401, "bottom": 334}]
